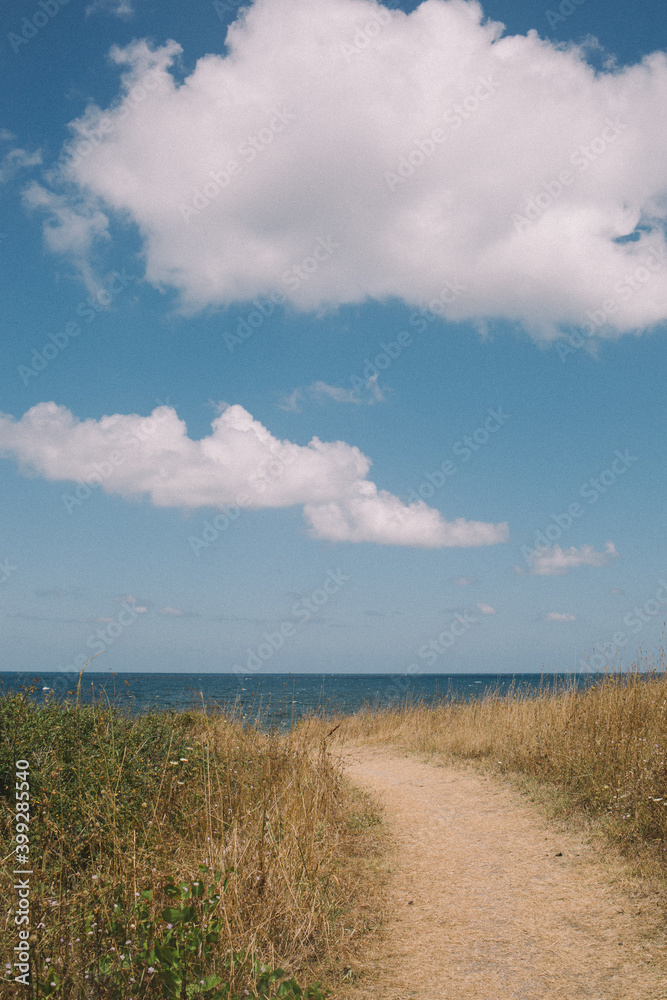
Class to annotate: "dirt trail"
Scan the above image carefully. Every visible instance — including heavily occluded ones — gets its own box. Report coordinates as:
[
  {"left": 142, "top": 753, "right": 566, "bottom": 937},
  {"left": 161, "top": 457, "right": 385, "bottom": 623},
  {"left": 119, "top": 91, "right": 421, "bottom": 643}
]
[{"left": 341, "top": 746, "right": 667, "bottom": 1000}]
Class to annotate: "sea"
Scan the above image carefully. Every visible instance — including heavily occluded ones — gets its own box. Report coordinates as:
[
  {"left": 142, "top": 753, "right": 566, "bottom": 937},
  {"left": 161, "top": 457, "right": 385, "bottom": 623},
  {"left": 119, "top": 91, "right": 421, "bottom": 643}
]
[{"left": 0, "top": 670, "right": 609, "bottom": 729}]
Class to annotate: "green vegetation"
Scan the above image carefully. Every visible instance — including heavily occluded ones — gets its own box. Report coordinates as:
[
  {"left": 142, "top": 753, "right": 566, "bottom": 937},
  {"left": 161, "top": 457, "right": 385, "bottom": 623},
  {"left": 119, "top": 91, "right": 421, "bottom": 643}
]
[
  {"left": 0, "top": 690, "right": 379, "bottom": 999},
  {"left": 5, "top": 657, "right": 667, "bottom": 998}
]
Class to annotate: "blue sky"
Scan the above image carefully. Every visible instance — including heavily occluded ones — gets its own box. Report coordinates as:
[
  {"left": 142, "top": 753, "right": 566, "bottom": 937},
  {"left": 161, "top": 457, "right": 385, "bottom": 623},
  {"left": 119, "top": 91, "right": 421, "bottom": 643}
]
[{"left": 1, "top": 0, "right": 666, "bottom": 675}]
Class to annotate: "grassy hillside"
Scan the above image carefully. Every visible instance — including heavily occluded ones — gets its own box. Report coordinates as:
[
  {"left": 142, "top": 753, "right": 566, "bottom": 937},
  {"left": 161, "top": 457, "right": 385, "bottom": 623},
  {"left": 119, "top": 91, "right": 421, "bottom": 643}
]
[{"left": 0, "top": 692, "right": 380, "bottom": 999}]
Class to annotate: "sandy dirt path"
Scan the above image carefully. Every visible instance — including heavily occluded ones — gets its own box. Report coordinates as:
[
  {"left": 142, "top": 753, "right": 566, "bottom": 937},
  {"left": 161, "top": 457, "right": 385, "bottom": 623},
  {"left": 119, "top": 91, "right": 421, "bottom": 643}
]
[{"left": 341, "top": 746, "right": 667, "bottom": 1000}]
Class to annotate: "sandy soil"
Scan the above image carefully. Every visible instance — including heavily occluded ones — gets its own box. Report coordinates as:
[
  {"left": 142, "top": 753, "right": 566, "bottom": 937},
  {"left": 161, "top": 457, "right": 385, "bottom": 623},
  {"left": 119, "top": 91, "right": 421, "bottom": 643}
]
[{"left": 340, "top": 746, "right": 667, "bottom": 1000}]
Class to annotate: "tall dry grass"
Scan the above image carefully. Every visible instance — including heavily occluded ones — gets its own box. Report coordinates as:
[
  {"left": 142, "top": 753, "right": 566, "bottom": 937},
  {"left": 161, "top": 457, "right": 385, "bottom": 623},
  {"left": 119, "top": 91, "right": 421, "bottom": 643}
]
[
  {"left": 326, "top": 661, "right": 667, "bottom": 863},
  {"left": 0, "top": 693, "right": 381, "bottom": 999}
]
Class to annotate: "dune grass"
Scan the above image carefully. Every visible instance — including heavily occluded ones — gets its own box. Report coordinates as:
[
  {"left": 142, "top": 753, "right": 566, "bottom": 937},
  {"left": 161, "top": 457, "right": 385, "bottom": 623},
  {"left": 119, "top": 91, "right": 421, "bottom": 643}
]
[
  {"left": 0, "top": 689, "right": 381, "bottom": 999},
  {"left": 5, "top": 658, "right": 667, "bottom": 996},
  {"left": 326, "top": 657, "right": 667, "bottom": 868}
]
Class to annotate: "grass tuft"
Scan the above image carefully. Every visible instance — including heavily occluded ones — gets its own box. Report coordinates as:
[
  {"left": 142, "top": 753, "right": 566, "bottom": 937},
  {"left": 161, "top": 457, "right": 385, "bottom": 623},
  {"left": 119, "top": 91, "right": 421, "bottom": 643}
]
[
  {"left": 325, "top": 659, "right": 667, "bottom": 867},
  {"left": 0, "top": 693, "right": 380, "bottom": 998}
]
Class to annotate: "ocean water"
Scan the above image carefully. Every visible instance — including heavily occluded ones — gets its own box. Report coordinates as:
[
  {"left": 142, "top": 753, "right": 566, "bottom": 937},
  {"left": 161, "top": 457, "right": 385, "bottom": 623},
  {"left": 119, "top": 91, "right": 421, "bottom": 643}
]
[{"left": 0, "top": 671, "right": 606, "bottom": 728}]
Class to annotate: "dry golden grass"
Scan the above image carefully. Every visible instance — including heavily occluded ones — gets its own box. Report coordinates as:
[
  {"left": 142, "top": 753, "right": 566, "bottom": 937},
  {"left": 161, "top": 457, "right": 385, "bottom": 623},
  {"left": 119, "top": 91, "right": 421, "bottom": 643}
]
[
  {"left": 5, "top": 659, "right": 667, "bottom": 996},
  {"left": 0, "top": 696, "right": 383, "bottom": 998},
  {"left": 319, "top": 660, "right": 667, "bottom": 871}
]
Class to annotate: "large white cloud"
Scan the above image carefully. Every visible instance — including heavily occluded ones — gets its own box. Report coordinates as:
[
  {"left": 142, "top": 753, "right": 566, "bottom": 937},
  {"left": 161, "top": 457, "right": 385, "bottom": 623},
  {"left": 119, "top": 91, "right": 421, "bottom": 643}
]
[
  {"left": 0, "top": 401, "right": 508, "bottom": 548},
  {"left": 30, "top": 0, "right": 667, "bottom": 340}
]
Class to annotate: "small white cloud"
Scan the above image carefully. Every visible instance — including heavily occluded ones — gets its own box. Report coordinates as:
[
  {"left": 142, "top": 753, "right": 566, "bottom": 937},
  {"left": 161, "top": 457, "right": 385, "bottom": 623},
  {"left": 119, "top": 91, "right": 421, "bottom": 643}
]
[
  {"left": 309, "top": 381, "right": 365, "bottom": 405},
  {"left": 313, "top": 375, "right": 385, "bottom": 405},
  {"left": 158, "top": 606, "right": 200, "bottom": 618},
  {"left": 0, "top": 146, "right": 41, "bottom": 185},
  {"left": 277, "top": 388, "right": 304, "bottom": 412},
  {"left": 517, "top": 541, "right": 618, "bottom": 576},
  {"left": 282, "top": 375, "right": 385, "bottom": 410},
  {"left": 453, "top": 576, "right": 476, "bottom": 587},
  {"left": 22, "top": 184, "right": 109, "bottom": 295},
  {"left": 86, "top": 0, "right": 135, "bottom": 20},
  {"left": 545, "top": 612, "right": 577, "bottom": 622},
  {"left": 0, "top": 401, "right": 509, "bottom": 550},
  {"left": 477, "top": 602, "right": 496, "bottom": 615},
  {"left": 114, "top": 593, "right": 149, "bottom": 613}
]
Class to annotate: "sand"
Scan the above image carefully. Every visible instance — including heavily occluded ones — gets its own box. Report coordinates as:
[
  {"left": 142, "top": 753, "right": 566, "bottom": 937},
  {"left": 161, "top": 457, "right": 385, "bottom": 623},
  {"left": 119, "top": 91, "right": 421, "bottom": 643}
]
[{"left": 340, "top": 746, "right": 667, "bottom": 1000}]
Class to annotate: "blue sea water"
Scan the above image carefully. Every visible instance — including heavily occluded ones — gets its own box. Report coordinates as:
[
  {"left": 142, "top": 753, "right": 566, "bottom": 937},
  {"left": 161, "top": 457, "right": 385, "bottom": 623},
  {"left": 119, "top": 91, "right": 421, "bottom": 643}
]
[{"left": 0, "top": 671, "right": 606, "bottom": 728}]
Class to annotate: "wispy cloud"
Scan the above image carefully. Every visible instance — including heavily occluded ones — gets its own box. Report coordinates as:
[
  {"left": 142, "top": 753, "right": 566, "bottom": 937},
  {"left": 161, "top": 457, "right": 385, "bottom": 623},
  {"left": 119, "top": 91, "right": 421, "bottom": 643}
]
[
  {"left": 86, "top": 0, "right": 135, "bottom": 20},
  {"left": 516, "top": 541, "right": 618, "bottom": 576},
  {"left": 311, "top": 375, "right": 385, "bottom": 405},
  {"left": 278, "top": 375, "right": 384, "bottom": 411},
  {"left": 544, "top": 611, "right": 577, "bottom": 621},
  {"left": 158, "top": 606, "right": 200, "bottom": 618},
  {"left": 114, "top": 594, "right": 149, "bottom": 613},
  {"left": 452, "top": 576, "right": 476, "bottom": 587},
  {"left": 277, "top": 389, "right": 304, "bottom": 413},
  {"left": 22, "top": 184, "right": 109, "bottom": 296},
  {"left": 477, "top": 602, "right": 496, "bottom": 615},
  {"left": 0, "top": 145, "right": 41, "bottom": 185}
]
